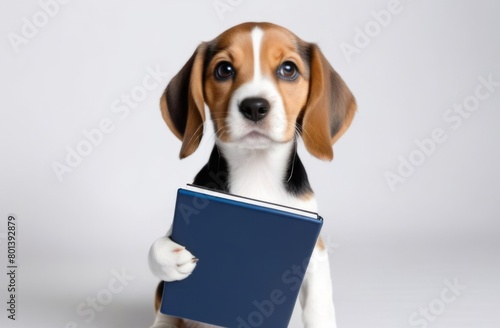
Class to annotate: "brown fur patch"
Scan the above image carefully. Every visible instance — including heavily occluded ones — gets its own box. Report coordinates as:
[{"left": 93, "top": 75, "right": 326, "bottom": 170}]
[
  {"left": 317, "top": 235, "right": 325, "bottom": 251},
  {"left": 204, "top": 24, "right": 255, "bottom": 142},
  {"left": 301, "top": 44, "right": 356, "bottom": 161},
  {"left": 298, "top": 190, "right": 314, "bottom": 201},
  {"left": 259, "top": 26, "right": 311, "bottom": 141},
  {"left": 331, "top": 98, "right": 356, "bottom": 145},
  {"left": 160, "top": 45, "right": 206, "bottom": 159}
]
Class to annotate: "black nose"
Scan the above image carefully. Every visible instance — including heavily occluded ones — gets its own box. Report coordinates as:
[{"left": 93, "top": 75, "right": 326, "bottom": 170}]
[{"left": 239, "top": 97, "right": 270, "bottom": 122}]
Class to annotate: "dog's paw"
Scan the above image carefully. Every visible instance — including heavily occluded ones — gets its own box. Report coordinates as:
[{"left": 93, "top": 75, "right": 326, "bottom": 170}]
[{"left": 148, "top": 236, "right": 198, "bottom": 282}]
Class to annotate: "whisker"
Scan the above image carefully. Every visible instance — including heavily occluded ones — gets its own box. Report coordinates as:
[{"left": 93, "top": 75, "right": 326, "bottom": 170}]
[
  {"left": 183, "top": 122, "right": 206, "bottom": 150},
  {"left": 297, "top": 122, "right": 313, "bottom": 142},
  {"left": 205, "top": 126, "right": 225, "bottom": 143},
  {"left": 286, "top": 145, "right": 297, "bottom": 183}
]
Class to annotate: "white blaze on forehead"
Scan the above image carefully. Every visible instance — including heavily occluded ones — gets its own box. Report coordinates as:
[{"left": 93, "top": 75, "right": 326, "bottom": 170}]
[{"left": 251, "top": 27, "right": 264, "bottom": 81}]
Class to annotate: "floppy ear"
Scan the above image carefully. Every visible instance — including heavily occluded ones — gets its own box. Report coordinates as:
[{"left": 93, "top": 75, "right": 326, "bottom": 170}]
[
  {"left": 301, "top": 44, "right": 356, "bottom": 161},
  {"left": 160, "top": 43, "right": 206, "bottom": 159}
]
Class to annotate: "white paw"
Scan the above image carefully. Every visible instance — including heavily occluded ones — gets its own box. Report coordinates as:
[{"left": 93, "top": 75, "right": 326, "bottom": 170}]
[{"left": 148, "top": 236, "right": 198, "bottom": 282}]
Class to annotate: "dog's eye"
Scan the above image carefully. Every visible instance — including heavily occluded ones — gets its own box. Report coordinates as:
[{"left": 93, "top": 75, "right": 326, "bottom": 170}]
[
  {"left": 215, "top": 62, "right": 235, "bottom": 81},
  {"left": 277, "top": 61, "right": 299, "bottom": 81}
]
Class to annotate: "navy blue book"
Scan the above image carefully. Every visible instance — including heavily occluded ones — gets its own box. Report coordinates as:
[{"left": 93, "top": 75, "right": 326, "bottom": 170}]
[{"left": 160, "top": 185, "right": 323, "bottom": 328}]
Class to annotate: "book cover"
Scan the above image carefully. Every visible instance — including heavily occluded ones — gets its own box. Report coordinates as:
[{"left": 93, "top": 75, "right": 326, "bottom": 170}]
[{"left": 160, "top": 186, "right": 323, "bottom": 328}]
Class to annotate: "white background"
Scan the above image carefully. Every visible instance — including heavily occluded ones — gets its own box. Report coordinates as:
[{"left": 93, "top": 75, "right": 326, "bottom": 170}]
[{"left": 1, "top": 0, "right": 499, "bottom": 327}]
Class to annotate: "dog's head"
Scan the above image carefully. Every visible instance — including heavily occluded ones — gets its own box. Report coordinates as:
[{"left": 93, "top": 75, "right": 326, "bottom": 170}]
[{"left": 161, "top": 22, "right": 356, "bottom": 160}]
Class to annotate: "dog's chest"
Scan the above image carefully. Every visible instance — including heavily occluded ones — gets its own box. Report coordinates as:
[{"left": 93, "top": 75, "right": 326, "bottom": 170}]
[{"left": 221, "top": 143, "right": 317, "bottom": 212}]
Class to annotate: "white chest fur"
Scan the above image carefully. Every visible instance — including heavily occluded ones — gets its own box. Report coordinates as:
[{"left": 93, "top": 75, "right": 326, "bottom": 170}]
[{"left": 217, "top": 141, "right": 318, "bottom": 213}]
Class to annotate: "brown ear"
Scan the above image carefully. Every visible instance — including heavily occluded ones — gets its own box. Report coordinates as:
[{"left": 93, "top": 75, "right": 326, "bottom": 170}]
[
  {"left": 160, "top": 44, "right": 206, "bottom": 159},
  {"left": 301, "top": 44, "right": 356, "bottom": 161}
]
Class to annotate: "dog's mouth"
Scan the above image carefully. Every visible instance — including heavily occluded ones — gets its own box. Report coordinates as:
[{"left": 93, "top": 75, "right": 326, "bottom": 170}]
[
  {"left": 242, "top": 131, "right": 271, "bottom": 140},
  {"left": 229, "top": 130, "right": 278, "bottom": 149}
]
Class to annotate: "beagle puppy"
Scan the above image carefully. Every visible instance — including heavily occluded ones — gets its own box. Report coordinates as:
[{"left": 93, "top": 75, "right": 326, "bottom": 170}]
[{"left": 149, "top": 22, "right": 356, "bottom": 328}]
